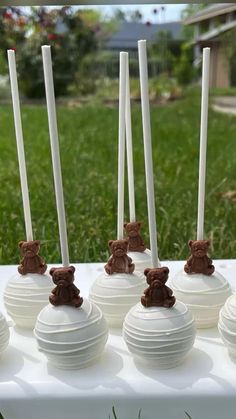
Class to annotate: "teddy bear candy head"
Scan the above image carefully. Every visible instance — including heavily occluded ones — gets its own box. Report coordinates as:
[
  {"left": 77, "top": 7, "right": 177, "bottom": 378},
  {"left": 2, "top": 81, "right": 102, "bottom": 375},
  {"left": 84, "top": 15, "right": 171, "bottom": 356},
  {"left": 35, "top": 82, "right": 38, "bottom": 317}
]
[
  {"left": 18, "top": 240, "right": 47, "bottom": 275},
  {"left": 49, "top": 266, "right": 83, "bottom": 308},
  {"left": 184, "top": 239, "right": 215, "bottom": 276},
  {"left": 141, "top": 267, "right": 176, "bottom": 308}
]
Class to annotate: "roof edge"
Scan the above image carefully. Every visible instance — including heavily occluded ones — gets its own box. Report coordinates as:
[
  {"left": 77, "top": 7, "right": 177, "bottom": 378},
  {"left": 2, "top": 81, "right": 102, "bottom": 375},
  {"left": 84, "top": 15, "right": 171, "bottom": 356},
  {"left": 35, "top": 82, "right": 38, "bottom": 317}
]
[{"left": 185, "top": 4, "right": 236, "bottom": 25}]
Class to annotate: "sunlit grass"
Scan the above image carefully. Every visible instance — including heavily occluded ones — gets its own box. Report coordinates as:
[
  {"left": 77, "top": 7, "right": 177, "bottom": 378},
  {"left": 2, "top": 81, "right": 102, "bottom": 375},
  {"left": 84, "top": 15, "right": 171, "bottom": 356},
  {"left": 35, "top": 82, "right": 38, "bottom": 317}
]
[{"left": 1, "top": 87, "right": 236, "bottom": 265}]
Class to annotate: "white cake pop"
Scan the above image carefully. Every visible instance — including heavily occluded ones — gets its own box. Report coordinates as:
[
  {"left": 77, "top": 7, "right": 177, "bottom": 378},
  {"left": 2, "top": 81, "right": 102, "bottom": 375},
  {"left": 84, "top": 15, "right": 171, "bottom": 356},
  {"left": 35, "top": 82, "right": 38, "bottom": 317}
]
[
  {"left": 218, "top": 293, "right": 236, "bottom": 357},
  {"left": 4, "top": 240, "right": 53, "bottom": 329},
  {"left": 35, "top": 266, "right": 108, "bottom": 369},
  {"left": 123, "top": 267, "right": 196, "bottom": 368},
  {"left": 171, "top": 240, "right": 232, "bottom": 328},
  {"left": 89, "top": 239, "right": 146, "bottom": 327},
  {"left": 0, "top": 312, "right": 10, "bottom": 355}
]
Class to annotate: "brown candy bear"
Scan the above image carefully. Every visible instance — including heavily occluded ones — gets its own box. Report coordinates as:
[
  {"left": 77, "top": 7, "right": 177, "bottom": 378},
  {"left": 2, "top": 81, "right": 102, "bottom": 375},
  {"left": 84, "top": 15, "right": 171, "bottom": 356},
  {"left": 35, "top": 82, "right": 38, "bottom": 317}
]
[
  {"left": 49, "top": 266, "right": 83, "bottom": 308},
  {"left": 184, "top": 240, "right": 215, "bottom": 276},
  {"left": 104, "top": 239, "right": 135, "bottom": 275},
  {"left": 124, "top": 221, "right": 146, "bottom": 252},
  {"left": 18, "top": 240, "right": 47, "bottom": 275},
  {"left": 141, "top": 267, "right": 176, "bottom": 308}
]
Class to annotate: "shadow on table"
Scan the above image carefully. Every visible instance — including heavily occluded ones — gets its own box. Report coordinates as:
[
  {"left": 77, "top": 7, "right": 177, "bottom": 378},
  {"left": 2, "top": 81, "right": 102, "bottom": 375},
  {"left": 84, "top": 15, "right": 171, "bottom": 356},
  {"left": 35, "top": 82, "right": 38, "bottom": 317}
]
[
  {"left": 134, "top": 347, "right": 236, "bottom": 392},
  {"left": 47, "top": 343, "right": 135, "bottom": 394},
  {"left": 197, "top": 327, "right": 224, "bottom": 347},
  {"left": 134, "top": 348, "right": 212, "bottom": 389}
]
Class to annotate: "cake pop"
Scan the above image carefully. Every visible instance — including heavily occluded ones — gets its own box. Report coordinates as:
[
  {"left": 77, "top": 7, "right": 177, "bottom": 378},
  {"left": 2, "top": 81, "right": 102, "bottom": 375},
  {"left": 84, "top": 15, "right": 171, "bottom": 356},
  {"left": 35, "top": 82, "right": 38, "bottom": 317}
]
[
  {"left": 123, "top": 266, "right": 196, "bottom": 368},
  {"left": 218, "top": 294, "right": 236, "bottom": 358},
  {"left": 89, "top": 238, "right": 146, "bottom": 327},
  {"left": 35, "top": 266, "right": 108, "bottom": 369},
  {"left": 4, "top": 240, "right": 52, "bottom": 329},
  {"left": 34, "top": 45, "right": 108, "bottom": 369},
  {"left": 89, "top": 52, "right": 146, "bottom": 327},
  {"left": 124, "top": 56, "right": 152, "bottom": 271},
  {"left": 171, "top": 48, "right": 231, "bottom": 328},
  {"left": 4, "top": 50, "right": 52, "bottom": 329},
  {"left": 0, "top": 312, "right": 10, "bottom": 356}
]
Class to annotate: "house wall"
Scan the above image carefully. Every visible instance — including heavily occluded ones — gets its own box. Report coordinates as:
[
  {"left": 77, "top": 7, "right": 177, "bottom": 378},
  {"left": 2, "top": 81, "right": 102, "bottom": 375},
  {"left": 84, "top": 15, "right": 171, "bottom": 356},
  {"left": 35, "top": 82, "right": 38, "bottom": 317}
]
[{"left": 210, "top": 44, "right": 230, "bottom": 88}]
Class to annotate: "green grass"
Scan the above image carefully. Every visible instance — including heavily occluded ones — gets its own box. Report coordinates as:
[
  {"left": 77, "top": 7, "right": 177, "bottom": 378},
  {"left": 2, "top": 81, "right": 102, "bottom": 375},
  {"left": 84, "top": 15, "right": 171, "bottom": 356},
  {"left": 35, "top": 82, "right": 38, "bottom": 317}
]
[{"left": 1, "top": 87, "right": 236, "bottom": 265}]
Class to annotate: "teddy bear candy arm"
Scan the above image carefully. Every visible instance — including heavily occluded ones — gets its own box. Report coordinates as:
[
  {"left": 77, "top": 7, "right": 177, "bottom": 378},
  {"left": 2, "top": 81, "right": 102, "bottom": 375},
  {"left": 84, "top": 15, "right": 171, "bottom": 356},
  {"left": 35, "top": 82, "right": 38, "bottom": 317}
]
[{"left": 17, "top": 240, "right": 47, "bottom": 275}]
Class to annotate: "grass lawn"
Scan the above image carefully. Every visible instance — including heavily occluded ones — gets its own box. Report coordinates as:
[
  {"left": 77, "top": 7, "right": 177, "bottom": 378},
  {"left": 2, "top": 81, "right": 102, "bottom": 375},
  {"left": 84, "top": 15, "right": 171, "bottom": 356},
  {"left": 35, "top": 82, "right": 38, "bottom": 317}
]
[{"left": 1, "top": 87, "right": 236, "bottom": 265}]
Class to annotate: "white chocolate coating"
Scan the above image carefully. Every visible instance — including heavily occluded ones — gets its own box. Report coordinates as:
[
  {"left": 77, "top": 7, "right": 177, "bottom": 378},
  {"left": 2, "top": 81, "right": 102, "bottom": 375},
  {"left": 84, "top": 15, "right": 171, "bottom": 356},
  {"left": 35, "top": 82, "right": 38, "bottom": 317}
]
[
  {"left": 0, "top": 312, "right": 10, "bottom": 355},
  {"left": 127, "top": 249, "right": 152, "bottom": 273},
  {"left": 218, "top": 293, "right": 236, "bottom": 357},
  {"left": 34, "top": 299, "right": 108, "bottom": 369},
  {"left": 89, "top": 271, "right": 146, "bottom": 327},
  {"left": 123, "top": 300, "right": 196, "bottom": 368},
  {"left": 171, "top": 270, "right": 232, "bottom": 328},
  {"left": 4, "top": 273, "right": 53, "bottom": 329}
]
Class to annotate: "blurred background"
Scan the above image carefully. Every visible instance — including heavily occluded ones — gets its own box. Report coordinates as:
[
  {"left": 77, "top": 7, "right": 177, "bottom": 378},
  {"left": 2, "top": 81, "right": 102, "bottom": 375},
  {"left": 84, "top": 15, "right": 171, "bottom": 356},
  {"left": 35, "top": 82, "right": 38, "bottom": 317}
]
[{"left": 1, "top": 3, "right": 236, "bottom": 265}]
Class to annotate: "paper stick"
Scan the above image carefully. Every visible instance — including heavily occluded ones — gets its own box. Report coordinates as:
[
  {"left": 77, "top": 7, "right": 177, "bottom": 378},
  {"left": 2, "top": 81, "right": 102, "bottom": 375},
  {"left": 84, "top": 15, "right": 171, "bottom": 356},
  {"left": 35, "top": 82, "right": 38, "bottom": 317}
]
[
  {"left": 117, "top": 52, "right": 128, "bottom": 240},
  {"left": 197, "top": 47, "right": 210, "bottom": 241},
  {"left": 125, "top": 54, "right": 136, "bottom": 223},
  {"left": 8, "top": 49, "right": 33, "bottom": 242},
  {"left": 138, "top": 40, "right": 159, "bottom": 268},
  {"left": 42, "top": 45, "right": 69, "bottom": 267}
]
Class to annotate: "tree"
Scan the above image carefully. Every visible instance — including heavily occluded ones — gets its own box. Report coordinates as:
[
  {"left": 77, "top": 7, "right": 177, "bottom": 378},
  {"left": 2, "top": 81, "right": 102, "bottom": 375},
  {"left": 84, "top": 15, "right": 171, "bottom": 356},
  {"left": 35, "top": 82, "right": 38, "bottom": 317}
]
[
  {"left": 17, "top": 7, "right": 98, "bottom": 97},
  {"left": 0, "top": 7, "right": 28, "bottom": 74}
]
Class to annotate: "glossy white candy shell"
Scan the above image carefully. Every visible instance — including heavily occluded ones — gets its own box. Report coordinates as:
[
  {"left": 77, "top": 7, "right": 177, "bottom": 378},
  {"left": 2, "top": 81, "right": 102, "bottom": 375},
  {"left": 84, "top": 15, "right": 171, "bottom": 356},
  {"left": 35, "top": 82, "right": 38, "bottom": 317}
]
[
  {"left": 34, "top": 299, "right": 108, "bottom": 369},
  {"left": 123, "top": 301, "right": 196, "bottom": 368},
  {"left": 127, "top": 249, "right": 152, "bottom": 273},
  {"left": 218, "top": 293, "right": 236, "bottom": 357},
  {"left": 0, "top": 312, "right": 10, "bottom": 355},
  {"left": 89, "top": 271, "right": 146, "bottom": 327},
  {"left": 171, "top": 270, "right": 232, "bottom": 328},
  {"left": 4, "top": 273, "right": 53, "bottom": 329}
]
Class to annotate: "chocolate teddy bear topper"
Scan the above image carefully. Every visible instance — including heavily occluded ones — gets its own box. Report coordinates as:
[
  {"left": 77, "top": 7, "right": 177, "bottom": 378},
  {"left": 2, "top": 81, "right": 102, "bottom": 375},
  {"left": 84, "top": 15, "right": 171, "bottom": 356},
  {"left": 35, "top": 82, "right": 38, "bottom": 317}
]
[
  {"left": 49, "top": 266, "right": 83, "bottom": 308},
  {"left": 141, "top": 267, "right": 176, "bottom": 308},
  {"left": 104, "top": 239, "right": 135, "bottom": 275},
  {"left": 18, "top": 240, "right": 47, "bottom": 275},
  {"left": 184, "top": 239, "right": 215, "bottom": 276},
  {"left": 124, "top": 221, "right": 146, "bottom": 253}
]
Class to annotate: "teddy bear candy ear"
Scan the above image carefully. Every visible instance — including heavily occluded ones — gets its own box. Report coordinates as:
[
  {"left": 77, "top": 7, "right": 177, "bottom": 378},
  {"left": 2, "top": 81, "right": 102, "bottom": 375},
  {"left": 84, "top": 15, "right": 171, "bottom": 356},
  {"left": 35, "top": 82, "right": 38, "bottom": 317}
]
[{"left": 141, "top": 266, "right": 175, "bottom": 308}]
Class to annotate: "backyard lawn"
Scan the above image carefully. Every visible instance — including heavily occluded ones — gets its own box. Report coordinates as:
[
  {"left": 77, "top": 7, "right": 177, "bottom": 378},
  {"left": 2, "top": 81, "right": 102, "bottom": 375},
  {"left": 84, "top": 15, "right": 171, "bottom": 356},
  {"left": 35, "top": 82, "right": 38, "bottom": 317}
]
[{"left": 1, "top": 87, "right": 236, "bottom": 265}]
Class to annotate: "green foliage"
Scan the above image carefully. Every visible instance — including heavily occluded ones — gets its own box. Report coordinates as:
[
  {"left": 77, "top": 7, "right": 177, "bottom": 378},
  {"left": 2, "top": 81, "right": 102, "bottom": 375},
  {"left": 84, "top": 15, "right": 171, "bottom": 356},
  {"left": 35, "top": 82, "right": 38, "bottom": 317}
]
[
  {"left": 1, "top": 88, "right": 236, "bottom": 264},
  {"left": 173, "top": 43, "right": 197, "bottom": 86}
]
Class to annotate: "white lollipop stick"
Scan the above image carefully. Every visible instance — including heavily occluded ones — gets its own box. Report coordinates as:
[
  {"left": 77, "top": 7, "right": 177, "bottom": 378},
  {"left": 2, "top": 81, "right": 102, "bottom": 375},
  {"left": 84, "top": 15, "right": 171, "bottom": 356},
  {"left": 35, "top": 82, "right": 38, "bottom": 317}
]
[
  {"left": 125, "top": 54, "right": 136, "bottom": 223},
  {"left": 138, "top": 40, "right": 159, "bottom": 268},
  {"left": 117, "top": 52, "right": 128, "bottom": 240},
  {"left": 197, "top": 47, "right": 210, "bottom": 241},
  {"left": 7, "top": 49, "right": 33, "bottom": 242},
  {"left": 42, "top": 45, "right": 69, "bottom": 267}
]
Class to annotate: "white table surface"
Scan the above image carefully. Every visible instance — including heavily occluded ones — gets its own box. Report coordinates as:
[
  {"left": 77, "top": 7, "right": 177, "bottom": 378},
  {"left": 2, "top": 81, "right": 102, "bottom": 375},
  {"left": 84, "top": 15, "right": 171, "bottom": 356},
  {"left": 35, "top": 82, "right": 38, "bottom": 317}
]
[{"left": 0, "top": 260, "right": 236, "bottom": 419}]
